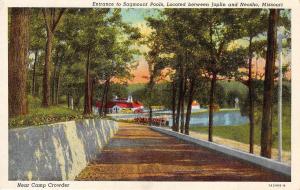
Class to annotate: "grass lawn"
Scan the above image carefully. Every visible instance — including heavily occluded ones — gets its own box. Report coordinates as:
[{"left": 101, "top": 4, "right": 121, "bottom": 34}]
[
  {"left": 9, "top": 96, "right": 99, "bottom": 129},
  {"left": 191, "top": 108, "right": 240, "bottom": 115},
  {"left": 190, "top": 105, "right": 291, "bottom": 151}
]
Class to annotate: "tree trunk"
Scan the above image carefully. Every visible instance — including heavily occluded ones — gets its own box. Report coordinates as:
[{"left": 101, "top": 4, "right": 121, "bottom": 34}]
[
  {"left": 185, "top": 77, "right": 195, "bottom": 135},
  {"left": 148, "top": 77, "right": 155, "bottom": 125},
  {"left": 67, "top": 93, "right": 70, "bottom": 108},
  {"left": 55, "top": 66, "right": 61, "bottom": 104},
  {"left": 248, "top": 36, "right": 255, "bottom": 154},
  {"left": 54, "top": 55, "right": 62, "bottom": 105},
  {"left": 36, "top": 83, "right": 40, "bottom": 97},
  {"left": 208, "top": 73, "right": 217, "bottom": 142},
  {"left": 180, "top": 51, "right": 189, "bottom": 133},
  {"left": 9, "top": 8, "right": 29, "bottom": 117},
  {"left": 51, "top": 62, "right": 57, "bottom": 105},
  {"left": 51, "top": 76, "right": 55, "bottom": 105},
  {"left": 42, "top": 32, "right": 53, "bottom": 107},
  {"left": 149, "top": 107, "right": 153, "bottom": 125},
  {"left": 75, "top": 95, "right": 81, "bottom": 110},
  {"left": 90, "top": 78, "right": 95, "bottom": 113},
  {"left": 180, "top": 75, "right": 186, "bottom": 133},
  {"left": 41, "top": 8, "right": 65, "bottom": 107},
  {"left": 99, "top": 80, "right": 108, "bottom": 116},
  {"left": 172, "top": 80, "right": 177, "bottom": 131},
  {"left": 84, "top": 49, "right": 92, "bottom": 115},
  {"left": 175, "top": 67, "right": 183, "bottom": 132},
  {"left": 31, "top": 50, "right": 38, "bottom": 96},
  {"left": 261, "top": 9, "right": 279, "bottom": 158},
  {"left": 104, "top": 79, "right": 110, "bottom": 116}
]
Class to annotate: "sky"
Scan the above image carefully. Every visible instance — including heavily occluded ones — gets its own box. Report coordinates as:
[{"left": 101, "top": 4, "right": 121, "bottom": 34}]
[{"left": 121, "top": 9, "right": 159, "bottom": 84}]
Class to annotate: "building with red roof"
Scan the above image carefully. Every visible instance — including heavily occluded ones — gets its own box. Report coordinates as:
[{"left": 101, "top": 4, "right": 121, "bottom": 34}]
[
  {"left": 95, "top": 95, "right": 144, "bottom": 113},
  {"left": 191, "top": 100, "right": 201, "bottom": 110}
]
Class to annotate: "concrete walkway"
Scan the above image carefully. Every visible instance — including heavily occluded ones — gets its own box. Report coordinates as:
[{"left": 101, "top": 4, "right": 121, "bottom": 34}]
[
  {"left": 189, "top": 130, "right": 291, "bottom": 165},
  {"left": 76, "top": 123, "right": 290, "bottom": 181}
]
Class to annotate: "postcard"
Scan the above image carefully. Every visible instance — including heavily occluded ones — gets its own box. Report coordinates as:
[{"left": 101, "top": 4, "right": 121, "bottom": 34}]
[{"left": 1, "top": 0, "right": 300, "bottom": 189}]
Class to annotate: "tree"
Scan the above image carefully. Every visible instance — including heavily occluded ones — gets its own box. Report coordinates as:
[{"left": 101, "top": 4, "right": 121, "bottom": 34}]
[
  {"left": 261, "top": 9, "right": 279, "bottom": 158},
  {"left": 63, "top": 9, "right": 140, "bottom": 115},
  {"left": 146, "top": 9, "right": 198, "bottom": 133},
  {"left": 144, "top": 33, "right": 166, "bottom": 124},
  {"left": 51, "top": 42, "right": 68, "bottom": 105},
  {"left": 238, "top": 10, "right": 268, "bottom": 153},
  {"left": 184, "top": 65, "right": 200, "bottom": 135},
  {"left": 145, "top": 9, "right": 248, "bottom": 137},
  {"left": 41, "top": 8, "right": 65, "bottom": 107},
  {"left": 8, "top": 8, "right": 29, "bottom": 117},
  {"left": 94, "top": 10, "right": 141, "bottom": 116},
  {"left": 189, "top": 9, "right": 247, "bottom": 141},
  {"left": 29, "top": 9, "right": 46, "bottom": 97},
  {"left": 64, "top": 9, "right": 110, "bottom": 114}
]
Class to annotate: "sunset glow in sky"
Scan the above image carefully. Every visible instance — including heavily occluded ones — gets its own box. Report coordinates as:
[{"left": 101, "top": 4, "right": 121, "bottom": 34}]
[{"left": 121, "top": 9, "right": 158, "bottom": 83}]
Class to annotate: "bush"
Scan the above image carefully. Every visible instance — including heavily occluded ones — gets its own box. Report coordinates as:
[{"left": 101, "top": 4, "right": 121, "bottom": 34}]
[
  {"left": 9, "top": 108, "right": 101, "bottom": 129},
  {"left": 9, "top": 95, "right": 101, "bottom": 129}
]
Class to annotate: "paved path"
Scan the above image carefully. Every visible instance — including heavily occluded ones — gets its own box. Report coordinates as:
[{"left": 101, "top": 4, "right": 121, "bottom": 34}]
[
  {"left": 189, "top": 130, "right": 291, "bottom": 164},
  {"left": 76, "top": 123, "right": 290, "bottom": 181}
]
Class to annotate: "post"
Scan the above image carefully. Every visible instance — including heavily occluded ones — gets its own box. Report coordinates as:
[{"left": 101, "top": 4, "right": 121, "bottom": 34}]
[
  {"left": 277, "top": 33, "right": 283, "bottom": 162},
  {"left": 70, "top": 97, "right": 74, "bottom": 110}
]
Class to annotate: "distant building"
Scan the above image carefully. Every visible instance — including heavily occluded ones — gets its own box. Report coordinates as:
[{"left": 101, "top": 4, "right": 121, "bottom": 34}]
[
  {"left": 96, "top": 95, "right": 144, "bottom": 113},
  {"left": 191, "top": 100, "right": 201, "bottom": 110}
]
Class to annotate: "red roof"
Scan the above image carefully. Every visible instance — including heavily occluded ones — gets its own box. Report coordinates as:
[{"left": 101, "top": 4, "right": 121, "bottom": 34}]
[
  {"left": 192, "top": 100, "right": 200, "bottom": 106},
  {"left": 96, "top": 100, "right": 143, "bottom": 109}
]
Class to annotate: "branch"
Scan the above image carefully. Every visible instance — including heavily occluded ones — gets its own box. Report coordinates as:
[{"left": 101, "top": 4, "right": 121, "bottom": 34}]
[
  {"left": 217, "top": 40, "right": 225, "bottom": 57},
  {"left": 235, "top": 76, "right": 249, "bottom": 86},
  {"left": 42, "top": 9, "right": 51, "bottom": 33},
  {"left": 52, "top": 8, "right": 66, "bottom": 31}
]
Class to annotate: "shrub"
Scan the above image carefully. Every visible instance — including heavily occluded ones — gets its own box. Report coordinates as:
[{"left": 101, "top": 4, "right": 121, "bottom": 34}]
[{"left": 9, "top": 96, "right": 101, "bottom": 129}]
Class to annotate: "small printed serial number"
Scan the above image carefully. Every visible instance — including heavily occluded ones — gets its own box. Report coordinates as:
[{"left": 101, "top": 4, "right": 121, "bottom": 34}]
[{"left": 268, "top": 183, "right": 286, "bottom": 188}]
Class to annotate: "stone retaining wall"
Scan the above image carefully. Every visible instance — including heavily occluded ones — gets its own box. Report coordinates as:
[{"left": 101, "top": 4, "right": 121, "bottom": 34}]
[{"left": 9, "top": 119, "right": 118, "bottom": 181}]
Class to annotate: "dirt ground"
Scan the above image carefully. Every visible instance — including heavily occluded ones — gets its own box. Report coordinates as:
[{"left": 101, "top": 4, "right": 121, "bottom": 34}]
[{"left": 76, "top": 122, "right": 290, "bottom": 181}]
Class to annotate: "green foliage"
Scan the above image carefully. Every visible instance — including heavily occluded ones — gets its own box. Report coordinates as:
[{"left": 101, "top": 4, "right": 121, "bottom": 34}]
[
  {"left": 12, "top": 8, "right": 291, "bottom": 139},
  {"left": 127, "top": 83, "right": 146, "bottom": 93},
  {"left": 131, "top": 82, "right": 172, "bottom": 109},
  {"left": 194, "top": 80, "right": 247, "bottom": 108},
  {"left": 219, "top": 81, "right": 248, "bottom": 108},
  {"left": 95, "top": 83, "right": 129, "bottom": 102},
  {"left": 23, "top": 8, "right": 142, "bottom": 117},
  {"left": 9, "top": 96, "right": 100, "bottom": 129},
  {"left": 110, "top": 83, "right": 129, "bottom": 98},
  {"left": 29, "top": 9, "right": 46, "bottom": 52},
  {"left": 130, "top": 80, "right": 249, "bottom": 110},
  {"left": 240, "top": 80, "right": 291, "bottom": 116}
]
